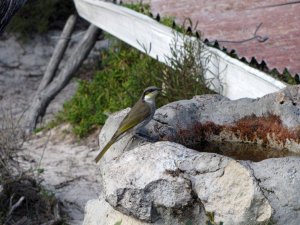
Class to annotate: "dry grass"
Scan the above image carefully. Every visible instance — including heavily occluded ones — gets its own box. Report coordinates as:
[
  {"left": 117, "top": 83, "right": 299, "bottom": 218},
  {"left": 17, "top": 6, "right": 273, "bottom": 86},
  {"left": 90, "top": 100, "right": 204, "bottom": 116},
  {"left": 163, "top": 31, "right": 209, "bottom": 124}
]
[
  {"left": 0, "top": 177, "right": 61, "bottom": 225},
  {"left": 0, "top": 107, "right": 26, "bottom": 181},
  {"left": 0, "top": 107, "right": 62, "bottom": 225}
]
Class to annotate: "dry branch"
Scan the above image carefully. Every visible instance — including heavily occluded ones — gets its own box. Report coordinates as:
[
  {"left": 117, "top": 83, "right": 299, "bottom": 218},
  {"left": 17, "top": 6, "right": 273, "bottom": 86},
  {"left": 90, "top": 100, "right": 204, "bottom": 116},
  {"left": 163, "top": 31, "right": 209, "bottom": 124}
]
[
  {"left": 7, "top": 195, "right": 25, "bottom": 219},
  {"left": 37, "top": 14, "right": 77, "bottom": 92},
  {"left": 24, "top": 23, "right": 102, "bottom": 132}
]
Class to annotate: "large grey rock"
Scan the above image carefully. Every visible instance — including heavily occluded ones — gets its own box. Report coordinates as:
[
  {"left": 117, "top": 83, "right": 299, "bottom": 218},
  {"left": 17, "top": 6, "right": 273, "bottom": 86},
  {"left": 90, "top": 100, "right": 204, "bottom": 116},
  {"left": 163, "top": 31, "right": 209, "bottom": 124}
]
[
  {"left": 244, "top": 157, "right": 300, "bottom": 225},
  {"left": 88, "top": 89, "right": 300, "bottom": 225},
  {"left": 83, "top": 198, "right": 155, "bottom": 225},
  {"left": 144, "top": 86, "right": 300, "bottom": 153},
  {"left": 153, "top": 86, "right": 300, "bottom": 130},
  {"left": 91, "top": 139, "right": 272, "bottom": 225},
  {"left": 101, "top": 142, "right": 206, "bottom": 224}
]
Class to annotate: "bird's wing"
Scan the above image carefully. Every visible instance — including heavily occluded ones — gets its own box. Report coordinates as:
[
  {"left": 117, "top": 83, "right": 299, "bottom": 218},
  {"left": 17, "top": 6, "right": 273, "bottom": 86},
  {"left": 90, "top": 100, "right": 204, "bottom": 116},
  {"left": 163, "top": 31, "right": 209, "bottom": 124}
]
[
  {"left": 95, "top": 101, "right": 150, "bottom": 163},
  {"left": 114, "top": 101, "right": 151, "bottom": 138}
]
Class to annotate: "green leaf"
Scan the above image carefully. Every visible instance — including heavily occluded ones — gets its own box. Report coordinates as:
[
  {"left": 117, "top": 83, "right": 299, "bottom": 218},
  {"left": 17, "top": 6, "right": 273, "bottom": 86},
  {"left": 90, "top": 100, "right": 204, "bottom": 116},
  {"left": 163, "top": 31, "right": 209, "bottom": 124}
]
[{"left": 114, "top": 220, "right": 122, "bottom": 225}]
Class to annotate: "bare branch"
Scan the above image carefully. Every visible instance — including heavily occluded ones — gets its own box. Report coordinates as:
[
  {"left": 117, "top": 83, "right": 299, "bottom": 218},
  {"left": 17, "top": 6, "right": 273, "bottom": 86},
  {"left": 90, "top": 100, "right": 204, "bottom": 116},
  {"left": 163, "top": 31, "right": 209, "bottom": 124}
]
[
  {"left": 24, "top": 24, "right": 102, "bottom": 132},
  {"left": 5, "top": 195, "right": 25, "bottom": 223},
  {"left": 37, "top": 14, "right": 78, "bottom": 92}
]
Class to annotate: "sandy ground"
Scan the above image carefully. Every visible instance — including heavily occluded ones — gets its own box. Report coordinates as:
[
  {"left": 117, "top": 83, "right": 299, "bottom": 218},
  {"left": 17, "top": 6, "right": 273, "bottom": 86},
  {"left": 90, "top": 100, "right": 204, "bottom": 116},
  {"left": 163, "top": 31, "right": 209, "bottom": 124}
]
[
  {"left": 19, "top": 124, "right": 101, "bottom": 224},
  {"left": 0, "top": 31, "right": 109, "bottom": 224}
]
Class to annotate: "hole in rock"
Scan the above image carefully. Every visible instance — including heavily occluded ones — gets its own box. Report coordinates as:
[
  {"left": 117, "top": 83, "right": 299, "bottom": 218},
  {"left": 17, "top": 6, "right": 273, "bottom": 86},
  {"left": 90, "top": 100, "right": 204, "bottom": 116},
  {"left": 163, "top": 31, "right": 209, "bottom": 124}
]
[{"left": 189, "top": 141, "right": 300, "bottom": 162}]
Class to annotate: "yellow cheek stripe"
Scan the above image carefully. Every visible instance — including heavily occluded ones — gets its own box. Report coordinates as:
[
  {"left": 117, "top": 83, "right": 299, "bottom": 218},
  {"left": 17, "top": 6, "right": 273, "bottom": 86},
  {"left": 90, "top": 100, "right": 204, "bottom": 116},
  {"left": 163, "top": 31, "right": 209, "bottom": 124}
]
[{"left": 145, "top": 92, "right": 155, "bottom": 101}]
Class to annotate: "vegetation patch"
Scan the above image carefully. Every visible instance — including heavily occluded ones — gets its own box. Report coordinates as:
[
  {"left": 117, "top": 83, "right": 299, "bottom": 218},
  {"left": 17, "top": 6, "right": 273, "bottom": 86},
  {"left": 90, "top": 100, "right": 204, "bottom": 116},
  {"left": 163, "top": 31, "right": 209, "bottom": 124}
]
[
  {"left": 176, "top": 121, "right": 224, "bottom": 146},
  {"left": 61, "top": 39, "right": 164, "bottom": 137},
  {"left": 0, "top": 108, "right": 62, "bottom": 225},
  {"left": 0, "top": 177, "right": 62, "bottom": 225},
  {"left": 62, "top": 28, "right": 213, "bottom": 137}
]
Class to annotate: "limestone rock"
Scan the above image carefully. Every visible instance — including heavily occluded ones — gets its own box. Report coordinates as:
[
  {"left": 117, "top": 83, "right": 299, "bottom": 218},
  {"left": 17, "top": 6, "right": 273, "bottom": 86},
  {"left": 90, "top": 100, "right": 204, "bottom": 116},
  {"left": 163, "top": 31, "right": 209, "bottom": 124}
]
[
  {"left": 152, "top": 86, "right": 300, "bottom": 132},
  {"left": 177, "top": 155, "right": 272, "bottom": 224},
  {"left": 83, "top": 198, "right": 156, "bottom": 225},
  {"left": 88, "top": 88, "right": 300, "bottom": 225},
  {"left": 98, "top": 141, "right": 271, "bottom": 225},
  {"left": 144, "top": 86, "right": 300, "bottom": 152},
  {"left": 245, "top": 157, "right": 300, "bottom": 225}
]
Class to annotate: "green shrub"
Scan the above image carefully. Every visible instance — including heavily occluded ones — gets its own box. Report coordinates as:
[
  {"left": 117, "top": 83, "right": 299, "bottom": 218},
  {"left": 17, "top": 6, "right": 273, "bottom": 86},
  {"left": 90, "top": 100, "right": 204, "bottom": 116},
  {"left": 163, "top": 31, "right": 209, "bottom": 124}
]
[
  {"left": 62, "top": 40, "right": 164, "bottom": 137},
  {"left": 62, "top": 29, "right": 214, "bottom": 137}
]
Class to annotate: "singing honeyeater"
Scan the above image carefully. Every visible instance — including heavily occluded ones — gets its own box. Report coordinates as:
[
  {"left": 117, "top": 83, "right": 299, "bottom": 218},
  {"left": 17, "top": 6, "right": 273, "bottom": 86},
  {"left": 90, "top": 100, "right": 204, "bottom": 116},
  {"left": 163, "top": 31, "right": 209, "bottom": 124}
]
[{"left": 95, "top": 86, "right": 161, "bottom": 163}]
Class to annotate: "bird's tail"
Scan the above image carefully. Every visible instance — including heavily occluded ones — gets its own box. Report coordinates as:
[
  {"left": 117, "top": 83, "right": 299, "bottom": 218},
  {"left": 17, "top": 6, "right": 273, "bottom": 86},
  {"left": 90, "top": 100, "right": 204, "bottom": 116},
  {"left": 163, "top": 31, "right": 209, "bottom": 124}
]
[{"left": 94, "top": 139, "right": 115, "bottom": 163}]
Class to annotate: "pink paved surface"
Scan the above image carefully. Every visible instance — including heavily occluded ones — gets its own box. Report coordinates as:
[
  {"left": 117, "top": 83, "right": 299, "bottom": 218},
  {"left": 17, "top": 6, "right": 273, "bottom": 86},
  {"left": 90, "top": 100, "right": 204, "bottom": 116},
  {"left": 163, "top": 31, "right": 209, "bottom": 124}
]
[{"left": 123, "top": 0, "right": 300, "bottom": 76}]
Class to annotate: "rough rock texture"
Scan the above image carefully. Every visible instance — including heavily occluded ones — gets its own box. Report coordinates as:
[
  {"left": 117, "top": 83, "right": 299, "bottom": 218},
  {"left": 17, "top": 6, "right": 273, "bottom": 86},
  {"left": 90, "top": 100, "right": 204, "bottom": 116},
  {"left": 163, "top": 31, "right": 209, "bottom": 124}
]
[
  {"left": 143, "top": 86, "right": 300, "bottom": 152},
  {"left": 83, "top": 198, "right": 155, "bottom": 225},
  {"left": 152, "top": 86, "right": 300, "bottom": 131},
  {"left": 244, "top": 157, "right": 300, "bottom": 225},
  {"left": 85, "top": 89, "right": 300, "bottom": 225},
  {"left": 100, "top": 142, "right": 271, "bottom": 225}
]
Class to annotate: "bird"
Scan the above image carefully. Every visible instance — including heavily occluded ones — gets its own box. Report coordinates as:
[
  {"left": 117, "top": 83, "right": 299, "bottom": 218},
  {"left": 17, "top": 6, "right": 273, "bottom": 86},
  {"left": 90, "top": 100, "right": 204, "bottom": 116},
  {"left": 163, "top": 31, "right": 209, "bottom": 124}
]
[
  {"left": 95, "top": 86, "right": 161, "bottom": 163},
  {"left": 0, "top": 0, "right": 27, "bottom": 34}
]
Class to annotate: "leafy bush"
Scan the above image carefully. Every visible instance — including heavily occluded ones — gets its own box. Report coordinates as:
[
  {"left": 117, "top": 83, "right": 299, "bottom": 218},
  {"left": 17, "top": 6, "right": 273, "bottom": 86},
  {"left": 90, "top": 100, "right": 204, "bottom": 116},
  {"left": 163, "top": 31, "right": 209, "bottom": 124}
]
[
  {"left": 162, "top": 31, "right": 213, "bottom": 102},
  {"left": 62, "top": 28, "right": 214, "bottom": 137},
  {"left": 60, "top": 1, "right": 217, "bottom": 137},
  {"left": 62, "top": 39, "right": 164, "bottom": 137}
]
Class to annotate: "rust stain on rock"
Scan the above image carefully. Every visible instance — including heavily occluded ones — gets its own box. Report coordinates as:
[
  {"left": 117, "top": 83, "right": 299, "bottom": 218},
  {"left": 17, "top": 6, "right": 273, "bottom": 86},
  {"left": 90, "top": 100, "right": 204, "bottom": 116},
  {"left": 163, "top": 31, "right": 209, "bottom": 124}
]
[
  {"left": 175, "top": 114, "right": 300, "bottom": 149},
  {"left": 228, "top": 114, "right": 300, "bottom": 146}
]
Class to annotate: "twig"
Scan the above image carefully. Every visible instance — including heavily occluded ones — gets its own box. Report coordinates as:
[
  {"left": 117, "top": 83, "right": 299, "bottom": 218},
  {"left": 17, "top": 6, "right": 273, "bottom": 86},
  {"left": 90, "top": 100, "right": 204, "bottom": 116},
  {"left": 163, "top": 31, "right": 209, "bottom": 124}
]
[
  {"left": 37, "top": 129, "right": 52, "bottom": 173},
  {"left": 207, "top": 23, "right": 268, "bottom": 44},
  {"left": 53, "top": 176, "right": 84, "bottom": 189},
  {"left": 5, "top": 195, "right": 25, "bottom": 223},
  {"left": 12, "top": 216, "right": 28, "bottom": 225},
  {"left": 40, "top": 202, "right": 62, "bottom": 225},
  {"left": 252, "top": 0, "right": 300, "bottom": 9}
]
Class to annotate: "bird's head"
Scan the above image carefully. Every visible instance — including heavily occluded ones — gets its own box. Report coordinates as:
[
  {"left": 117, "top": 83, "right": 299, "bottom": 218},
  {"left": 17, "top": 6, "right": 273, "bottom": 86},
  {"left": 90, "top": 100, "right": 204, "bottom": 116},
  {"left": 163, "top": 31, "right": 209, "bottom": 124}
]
[{"left": 143, "top": 86, "right": 161, "bottom": 103}]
